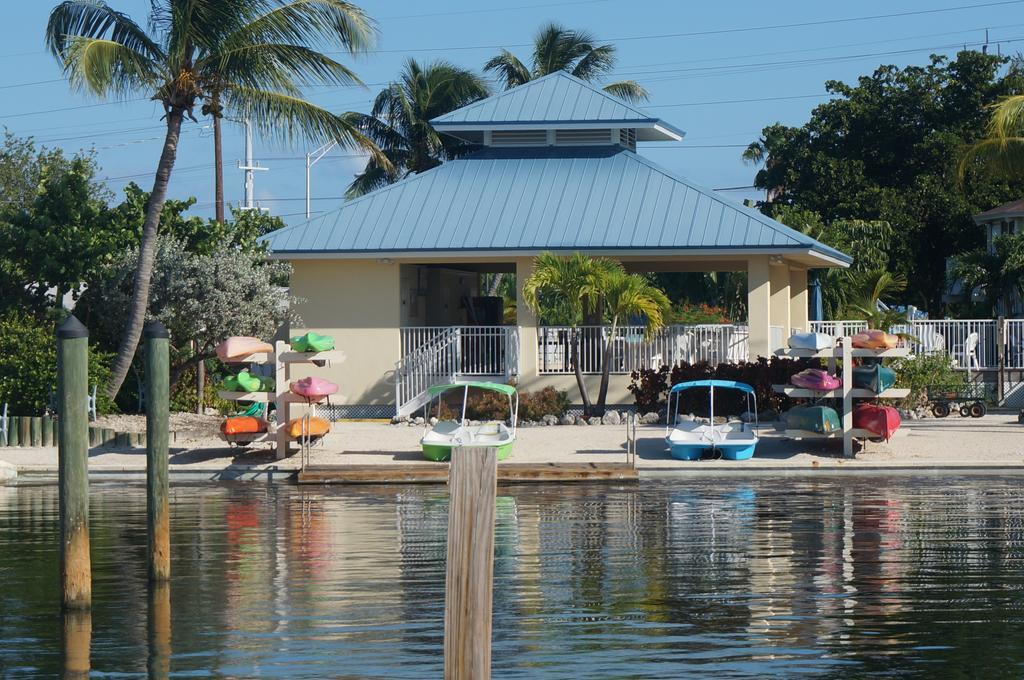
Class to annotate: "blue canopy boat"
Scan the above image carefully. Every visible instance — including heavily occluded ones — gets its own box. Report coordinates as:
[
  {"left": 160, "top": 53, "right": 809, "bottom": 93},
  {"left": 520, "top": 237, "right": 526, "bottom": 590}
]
[{"left": 665, "top": 380, "right": 760, "bottom": 461}]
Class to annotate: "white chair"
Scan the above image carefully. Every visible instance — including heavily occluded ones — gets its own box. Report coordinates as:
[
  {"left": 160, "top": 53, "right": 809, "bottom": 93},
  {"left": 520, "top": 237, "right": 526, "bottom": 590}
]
[
  {"left": 673, "top": 332, "right": 694, "bottom": 365},
  {"left": 952, "top": 332, "right": 982, "bottom": 370}
]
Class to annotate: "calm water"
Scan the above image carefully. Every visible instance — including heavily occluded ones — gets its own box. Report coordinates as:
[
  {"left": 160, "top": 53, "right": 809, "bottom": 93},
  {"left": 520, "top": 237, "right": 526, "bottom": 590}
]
[{"left": 3, "top": 478, "right": 1024, "bottom": 677}]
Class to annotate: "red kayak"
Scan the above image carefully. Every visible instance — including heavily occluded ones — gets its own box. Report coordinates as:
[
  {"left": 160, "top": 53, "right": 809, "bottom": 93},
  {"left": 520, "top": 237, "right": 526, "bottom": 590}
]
[
  {"left": 853, "top": 403, "right": 901, "bottom": 440},
  {"left": 790, "top": 368, "right": 841, "bottom": 391}
]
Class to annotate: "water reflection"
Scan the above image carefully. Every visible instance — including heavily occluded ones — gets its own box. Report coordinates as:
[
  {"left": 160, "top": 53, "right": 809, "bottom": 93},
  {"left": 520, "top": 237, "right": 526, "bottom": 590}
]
[{"left": 3, "top": 478, "right": 1024, "bottom": 677}]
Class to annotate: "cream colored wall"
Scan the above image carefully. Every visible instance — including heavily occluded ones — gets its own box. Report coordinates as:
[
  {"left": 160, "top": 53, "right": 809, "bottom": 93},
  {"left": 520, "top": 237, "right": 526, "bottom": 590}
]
[
  {"left": 289, "top": 259, "right": 400, "bottom": 405},
  {"left": 769, "top": 261, "right": 791, "bottom": 338},
  {"left": 789, "top": 267, "right": 809, "bottom": 333},
  {"left": 747, "top": 257, "right": 771, "bottom": 359}
]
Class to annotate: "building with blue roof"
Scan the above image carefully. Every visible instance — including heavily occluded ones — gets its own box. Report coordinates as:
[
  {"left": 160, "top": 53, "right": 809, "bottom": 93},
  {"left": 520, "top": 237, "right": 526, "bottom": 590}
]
[{"left": 261, "top": 72, "right": 850, "bottom": 416}]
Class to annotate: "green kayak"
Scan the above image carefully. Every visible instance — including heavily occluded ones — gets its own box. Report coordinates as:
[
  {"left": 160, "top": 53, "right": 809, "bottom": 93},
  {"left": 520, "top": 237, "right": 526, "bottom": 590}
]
[{"left": 290, "top": 332, "right": 335, "bottom": 353}]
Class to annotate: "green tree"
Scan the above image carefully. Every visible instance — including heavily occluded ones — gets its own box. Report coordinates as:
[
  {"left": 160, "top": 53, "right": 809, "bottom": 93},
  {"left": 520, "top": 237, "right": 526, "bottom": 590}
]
[
  {"left": 523, "top": 252, "right": 669, "bottom": 415},
  {"left": 523, "top": 252, "right": 619, "bottom": 414},
  {"left": 595, "top": 270, "right": 670, "bottom": 413},
  {"left": 744, "top": 52, "right": 1024, "bottom": 313},
  {"left": 46, "top": 0, "right": 383, "bottom": 400},
  {"left": 106, "top": 183, "right": 283, "bottom": 255},
  {"left": 484, "top": 23, "right": 647, "bottom": 102},
  {"left": 80, "top": 234, "right": 295, "bottom": 393},
  {"left": 0, "top": 155, "right": 124, "bottom": 314},
  {"left": 949, "top": 232, "right": 1024, "bottom": 316},
  {"left": 345, "top": 58, "right": 490, "bottom": 197},
  {"left": 840, "top": 269, "right": 909, "bottom": 329}
]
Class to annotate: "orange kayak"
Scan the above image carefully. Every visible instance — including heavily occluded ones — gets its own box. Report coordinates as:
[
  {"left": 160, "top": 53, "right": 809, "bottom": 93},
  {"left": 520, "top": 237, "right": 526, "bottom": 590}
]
[
  {"left": 221, "top": 416, "right": 268, "bottom": 435},
  {"left": 287, "top": 416, "right": 331, "bottom": 438}
]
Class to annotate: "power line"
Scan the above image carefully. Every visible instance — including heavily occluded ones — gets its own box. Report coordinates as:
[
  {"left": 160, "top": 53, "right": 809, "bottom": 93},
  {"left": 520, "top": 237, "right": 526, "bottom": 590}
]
[
  {"left": 351, "top": 0, "right": 1024, "bottom": 54},
  {"left": 377, "top": 0, "right": 609, "bottom": 21},
  {"left": 0, "top": 97, "right": 150, "bottom": 120}
]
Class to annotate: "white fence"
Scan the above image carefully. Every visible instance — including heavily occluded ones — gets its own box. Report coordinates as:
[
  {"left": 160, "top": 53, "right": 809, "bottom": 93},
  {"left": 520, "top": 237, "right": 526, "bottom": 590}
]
[
  {"left": 399, "top": 326, "right": 519, "bottom": 376},
  {"left": 1005, "top": 319, "right": 1024, "bottom": 369},
  {"left": 811, "top": 319, "right": 998, "bottom": 369},
  {"left": 537, "top": 324, "right": 753, "bottom": 375}
]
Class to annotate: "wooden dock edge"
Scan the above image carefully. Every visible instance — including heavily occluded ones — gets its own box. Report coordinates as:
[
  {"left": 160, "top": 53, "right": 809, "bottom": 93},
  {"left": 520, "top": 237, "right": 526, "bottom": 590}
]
[{"left": 297, "top": 462, "right": 638, "bottom": 485}]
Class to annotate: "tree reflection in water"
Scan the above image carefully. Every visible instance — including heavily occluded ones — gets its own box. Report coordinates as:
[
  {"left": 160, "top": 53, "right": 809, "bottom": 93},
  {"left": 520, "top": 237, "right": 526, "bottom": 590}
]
[{"left": 2, "top": 478, "right": 1024, "bottom": 676}]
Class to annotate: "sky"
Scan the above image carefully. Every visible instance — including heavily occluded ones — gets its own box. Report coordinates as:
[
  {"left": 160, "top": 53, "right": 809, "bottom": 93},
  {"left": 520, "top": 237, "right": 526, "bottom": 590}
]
[{"left": 2, "top": 0, "right": 1023, "bottom": 226}]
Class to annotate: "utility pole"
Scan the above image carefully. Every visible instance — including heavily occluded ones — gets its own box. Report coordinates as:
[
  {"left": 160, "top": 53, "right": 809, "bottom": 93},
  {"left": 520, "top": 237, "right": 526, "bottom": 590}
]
[
  {"left": 305, "top": 140, "right": 339, "bottom": 219},
  {"left": 238, "top": 119, "right": 269, "bottom": 210}
]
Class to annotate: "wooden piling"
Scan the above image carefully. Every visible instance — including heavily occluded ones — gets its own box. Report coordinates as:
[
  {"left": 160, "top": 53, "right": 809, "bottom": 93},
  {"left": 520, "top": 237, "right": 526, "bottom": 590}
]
[
  {"left": 148, "top": 582, "right": 172, "bottom": 678},
  {"left": 444, "top": 446, "right": 498, "bottom": 680},
  {"left": 100, "top": 428, "right": 115, "bottom": 446},
  {"left": 62, "top": 608, "right": 91, "bottom": 679},
  {"left": 30, "top": 416, "right": 42, "bottom": 447},
  {"left": 88, "top": 427, "right": 99, "bottom": 447},
  {"left": 42, "top": 416, "right": 54, "bottom": 447},
  {"left": 8, "top": 416, "right": 19, "bottom": 447},
  {"left": 145, "top": 321, "right": 171, "bottom": 582},
  {"left": 18, "top": 416, "right": 29, "bottom": 447},
  {"left": 57, "top": 315, "right": 91, "bottom": 609}
]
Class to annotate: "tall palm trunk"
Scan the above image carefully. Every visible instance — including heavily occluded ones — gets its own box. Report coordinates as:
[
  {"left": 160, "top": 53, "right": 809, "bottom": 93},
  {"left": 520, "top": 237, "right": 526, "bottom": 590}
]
[
  {"left": 595, "top": 317, "right": 618, "bottom": 416},
  {"left": 570, "top": 328, "right": 593, "bottom": 416},
  {"left": 213, "top": 112, "right": 224, "bottom": 223},
  {"left": 104, "top": 111, "right": 185, "bottom": 400}
]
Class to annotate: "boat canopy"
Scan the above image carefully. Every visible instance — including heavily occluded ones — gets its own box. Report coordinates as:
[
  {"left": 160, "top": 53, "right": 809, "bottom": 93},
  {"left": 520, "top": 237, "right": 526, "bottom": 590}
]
[
  {"left": 669, "top": 380, "right": 755, "bottom": 394},
  {"left": 427, "top": 381, "right": 517, "bottom": 397}
]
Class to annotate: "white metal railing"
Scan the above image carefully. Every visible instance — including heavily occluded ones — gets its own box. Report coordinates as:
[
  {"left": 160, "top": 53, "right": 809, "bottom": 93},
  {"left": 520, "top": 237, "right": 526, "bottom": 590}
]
[
  {"left": 811, "top": 319, "right": 998, "bottom": 369},
  {"left": 536, "top": 324, "right": 750, "bottom": 375},
  {"left": 1004, "top": 319, "right": 1024, "bottom": 369},
  {"left": 394, "top": 328, "right": 460, "bottom": 415},
  {"left": 400, "top": 326, "right": 519, "bottom": 377}
]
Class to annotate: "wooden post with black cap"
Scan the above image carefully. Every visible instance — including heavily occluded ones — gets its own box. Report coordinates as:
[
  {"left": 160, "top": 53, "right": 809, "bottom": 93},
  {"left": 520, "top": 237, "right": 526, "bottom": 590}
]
[
  {"left": 57, "top": 315, "right": 91, "bottom": 609},
  {"left": 145, "top": 320, "right": 171, "bottom": 582}
]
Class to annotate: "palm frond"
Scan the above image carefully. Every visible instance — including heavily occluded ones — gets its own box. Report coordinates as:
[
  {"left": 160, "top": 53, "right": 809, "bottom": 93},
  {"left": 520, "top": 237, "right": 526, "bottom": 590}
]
[
  {"left": 46, "top": 0, "right": 162, "bottom": 61},
  {"left": 483, "top": 50, "right": 531, "bottom": 90},
  {"left": 343, "top": 110, "right": 407, "bottom": 153},
  {"left": 531, "top": 23, "right": 570, "bottom": 77},
  {"left": 225, "top": 0, "right": 376, "bottom": 55},
  {"left": 959, "top": 136, "right": 1024, "bottom": 180},
  {"left": 345, "top": 159, "right": 396, "bottom": 199},
  {"left": 989, "top": 94, "right": 1024, "bottom": 139},
  {"left": 601, "top": 80, "right": 648, "bottom": 103},
  {"left": 199, "top": 42, "right": 361, "bottom": 92},
  {"left": 225, "top": 85, "right": 389, "bottom": 170},
  {"left": 61, "top": 36, "right": 162, "bottom": 97},
  {"left": 571, "top": 44, "right": 615, "bottom": 81},
  {"left": 742, "top": 141, "right": 766, "bottom": 165}
]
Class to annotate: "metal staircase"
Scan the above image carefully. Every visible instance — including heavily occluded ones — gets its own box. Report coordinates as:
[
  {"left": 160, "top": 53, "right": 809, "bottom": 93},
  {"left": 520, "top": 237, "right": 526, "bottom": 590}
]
[{"left": 394, "top": 326, "right": 519, "bottom": 417}]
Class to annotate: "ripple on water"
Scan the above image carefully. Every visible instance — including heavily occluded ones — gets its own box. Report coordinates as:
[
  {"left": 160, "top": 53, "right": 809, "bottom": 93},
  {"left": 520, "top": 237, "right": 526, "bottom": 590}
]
[{"left": 3, "top": 477, "right": 1024, "bottom": 677}]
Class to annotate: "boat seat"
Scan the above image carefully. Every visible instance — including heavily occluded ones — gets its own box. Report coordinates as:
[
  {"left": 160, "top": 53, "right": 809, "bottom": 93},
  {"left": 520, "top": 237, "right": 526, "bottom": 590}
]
[{"left": 432, "top": 420, "right": 461, "bottom": 435}]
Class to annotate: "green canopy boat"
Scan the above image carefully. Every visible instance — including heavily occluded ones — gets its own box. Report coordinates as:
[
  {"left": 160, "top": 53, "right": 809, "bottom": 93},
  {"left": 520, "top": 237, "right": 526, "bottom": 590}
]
[{"left": 420, "top": 382, "right": 518, "bottom": 462}]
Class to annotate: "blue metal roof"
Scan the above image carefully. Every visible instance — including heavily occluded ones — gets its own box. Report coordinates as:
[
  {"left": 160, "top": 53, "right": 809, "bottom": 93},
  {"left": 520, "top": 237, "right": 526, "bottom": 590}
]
[
  {"left": 430, "top": 71, "right": 684, "bottom": 139},
  {"left": 261, "top": 146, "right": 850, "bottom": 264}
]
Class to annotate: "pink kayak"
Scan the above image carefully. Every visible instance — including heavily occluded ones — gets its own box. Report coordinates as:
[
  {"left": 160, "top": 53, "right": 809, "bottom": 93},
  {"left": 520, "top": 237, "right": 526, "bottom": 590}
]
[
  {"left": 790, "top": 368, "right": 841, "bottom": 391},
  {"left": 289, "top": 376, "right": 339, "bottom": 400},
  {"left": 216, "top": 336, "right": 273, "bottom": 361}
]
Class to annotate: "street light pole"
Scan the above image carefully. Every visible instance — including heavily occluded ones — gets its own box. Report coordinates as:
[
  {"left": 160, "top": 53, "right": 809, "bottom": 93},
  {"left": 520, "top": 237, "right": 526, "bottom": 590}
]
[{"left": 305, "top": 140, "right": 339, "bottom": 218}]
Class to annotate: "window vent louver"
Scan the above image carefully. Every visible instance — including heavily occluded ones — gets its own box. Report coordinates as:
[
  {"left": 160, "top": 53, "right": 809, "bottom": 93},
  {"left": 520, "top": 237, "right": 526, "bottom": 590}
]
[
  {"left": 554, "top": 129, "right": 613, "bottom": 145},
  {"left": 619, "top": 128, "right": 637, "bottom": 151},
  {"left": 490, "top": 130, "right": 548, "bottom": 146}
]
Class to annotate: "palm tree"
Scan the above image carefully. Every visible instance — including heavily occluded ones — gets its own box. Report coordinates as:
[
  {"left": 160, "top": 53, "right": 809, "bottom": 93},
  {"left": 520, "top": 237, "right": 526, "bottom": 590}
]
[
  {"left": 960, "top": 94, "right": 1024, "bottom": 179},
  {"left": 522, "top": 252, "right": 621, "bottom": 415},
  {"left": 344, "top": 58, "right": 490, "bottom": 198},
  {"left": 484, "top": 23, "right": 647, "bottom": 103},
  {"left": 841, "top": 269, "right": 908, "bottom": 329},
  {"left": 950, "top": 233, "right": 1024, "bottom": 316},
  {"left": 594, "top": 270, "right": 670, "bottom": 414},
  {"left": 47, "top": 0, "right": 384, "bottom": 399}
]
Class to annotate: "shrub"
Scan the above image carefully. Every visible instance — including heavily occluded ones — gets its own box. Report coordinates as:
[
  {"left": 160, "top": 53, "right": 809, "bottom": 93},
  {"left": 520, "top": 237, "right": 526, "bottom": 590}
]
[
  {"left": 891, "top": 352, "right": 968, "bottom": 407},
  {"left": 669, "top": 303, "right": 731, "bottom": 324},
  {"left": 0, "top": 311, "right": 115, "bottom": 416},
  {"left": 628, "top": 357, "right": 820, "bottom": 418},
  {"left": 170, "top": 360, "right": 234, "bottom": 414},
  {"left": 434, "top": 386, "right": 571, "bottom": 422}
]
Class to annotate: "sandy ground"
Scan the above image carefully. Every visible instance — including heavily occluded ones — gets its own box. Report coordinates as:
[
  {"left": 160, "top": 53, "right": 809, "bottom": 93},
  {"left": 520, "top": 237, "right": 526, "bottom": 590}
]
[{"left": 1, "top": 413, "right": 1023, "bottom": 475}]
